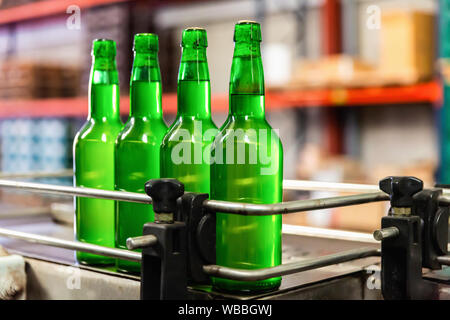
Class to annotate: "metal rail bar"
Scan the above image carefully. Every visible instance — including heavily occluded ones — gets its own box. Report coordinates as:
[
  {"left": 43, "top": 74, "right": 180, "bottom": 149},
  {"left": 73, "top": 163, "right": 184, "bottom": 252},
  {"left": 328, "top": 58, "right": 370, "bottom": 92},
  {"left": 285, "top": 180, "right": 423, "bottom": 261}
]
[
  {"left": 203, "top": 247, "right": 380, "bottom": 281},
  {"left": 437, "top": 195, "right": 450, "bottom": 206},
  {"left": 281, "top": 225, "right": 378, "bottom": 244},
  {"left": 283, "top": 179, "right": 450, "bottom": 195},
  {"left": 126, "top": 235, "right": 158, "bottom": 250},
  {"left": 0, "top": 179, "right": 390, "bottom": 215},
  {"left": 0, "top": 227, "right": 142, "bottom": 262},
  {"left": 0, "top": 179, "right": 152, "bottom": 204},
  {"left": 437, "top": 255, "right": 450, "bottom": 266},
  {"left": 203, "top": 192, "right": 389, "bottom": 215},
  {"left": 4, "top": 173, "right": 450, "bottom": 196}
]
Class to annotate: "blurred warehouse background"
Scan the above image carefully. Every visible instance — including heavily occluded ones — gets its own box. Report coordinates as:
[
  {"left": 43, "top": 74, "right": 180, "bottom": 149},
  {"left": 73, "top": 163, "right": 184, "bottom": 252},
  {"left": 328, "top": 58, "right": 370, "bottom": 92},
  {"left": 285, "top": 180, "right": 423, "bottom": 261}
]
[{"left": 0, "top": 0, "right": 446, "bottom": 232}]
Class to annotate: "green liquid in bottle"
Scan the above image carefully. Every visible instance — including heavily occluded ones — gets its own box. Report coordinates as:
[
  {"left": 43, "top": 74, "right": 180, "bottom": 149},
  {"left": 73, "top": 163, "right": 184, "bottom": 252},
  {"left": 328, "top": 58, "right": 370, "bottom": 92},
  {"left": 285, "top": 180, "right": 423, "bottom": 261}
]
[
  {"left": 74, "top": 80, "right": 123, "bottom": 265},
  {"left": 161, "top": 80, "right": 216, "bottom": 193},
  {"left": 211, "top": 22, "right": 283, "bottom": 293},
  {"left": 160, "top": 29, "right": 217, "bottom": 194},
  {"left": 115, "top": 34, "right": 167, "bottom": 273}
]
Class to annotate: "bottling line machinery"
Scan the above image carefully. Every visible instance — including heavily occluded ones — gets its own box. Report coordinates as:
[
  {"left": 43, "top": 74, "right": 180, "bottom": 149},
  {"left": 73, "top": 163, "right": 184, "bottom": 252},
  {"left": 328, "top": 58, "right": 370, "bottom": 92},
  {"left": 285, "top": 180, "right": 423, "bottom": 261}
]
[{"left": 0, "top": 174, "right": 450, "bottom": 300}]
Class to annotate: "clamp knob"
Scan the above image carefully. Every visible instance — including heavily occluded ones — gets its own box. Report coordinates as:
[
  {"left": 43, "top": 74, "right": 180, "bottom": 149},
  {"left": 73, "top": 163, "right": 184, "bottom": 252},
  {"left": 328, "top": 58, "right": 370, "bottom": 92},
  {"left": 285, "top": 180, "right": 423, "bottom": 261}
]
[
  {"left": 145, "top": 179, "right": 184, "bottom": 223},
  {"left": 379, "top": 176, "right": 423, "bottom": 208}
]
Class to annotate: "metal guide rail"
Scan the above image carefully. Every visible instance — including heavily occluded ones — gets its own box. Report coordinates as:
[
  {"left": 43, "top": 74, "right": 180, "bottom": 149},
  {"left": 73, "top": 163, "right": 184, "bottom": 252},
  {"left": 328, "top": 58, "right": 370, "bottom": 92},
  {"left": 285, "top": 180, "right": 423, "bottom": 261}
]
[{"left": 0, "top": 175, "right": 449, "bottom": 299}]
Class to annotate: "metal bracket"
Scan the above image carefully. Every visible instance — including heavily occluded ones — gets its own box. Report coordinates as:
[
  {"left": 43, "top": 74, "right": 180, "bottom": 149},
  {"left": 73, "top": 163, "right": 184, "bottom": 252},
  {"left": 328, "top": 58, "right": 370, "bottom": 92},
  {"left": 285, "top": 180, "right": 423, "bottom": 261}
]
[
  {"left": 378, "top": 176, "right": 445, "bottom": 299},
  {"left": 180, "top": 192, "right": 215, "bottom": 284},
  {"left": 140, "top": 221, "right": 187, "bottom": 300},
  {"left": 380, "top": 215, "right": 438, "bottom": 299},
  {"left": 413, "top": 189, "right": 449, "bottom": 269}
]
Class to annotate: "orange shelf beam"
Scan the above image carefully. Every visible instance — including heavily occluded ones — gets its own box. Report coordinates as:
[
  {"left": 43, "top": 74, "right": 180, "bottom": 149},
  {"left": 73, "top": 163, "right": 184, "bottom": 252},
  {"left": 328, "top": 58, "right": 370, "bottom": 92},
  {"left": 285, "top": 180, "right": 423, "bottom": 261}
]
[
  {"left": 0, "top": 81, "right": 441, "bottom": 119},
  {"left": 0, "top": 0, "right": 132, "bottom": 25},
  {"left": 266, "top": 81, "right": 442, "bottom": 109},
  {"left": 0, "top": 93, "right": 229, "bottom": 119}
]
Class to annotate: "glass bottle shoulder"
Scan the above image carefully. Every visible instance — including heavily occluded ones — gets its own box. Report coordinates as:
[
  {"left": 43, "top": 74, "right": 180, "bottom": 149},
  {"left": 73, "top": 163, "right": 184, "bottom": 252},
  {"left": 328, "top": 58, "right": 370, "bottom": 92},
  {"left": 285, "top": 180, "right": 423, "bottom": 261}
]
[
  {"left": 116, "top": 117, "right": 167, "bottom": 144},
  {"left": 213, "top": 115, "right": 282, "bottom": 149},
  {"left": 161, "top": 116, "right": 218, "bottom": 146},
  {"left": 74, "top": 118, "right": 123, "bottom": 145}
]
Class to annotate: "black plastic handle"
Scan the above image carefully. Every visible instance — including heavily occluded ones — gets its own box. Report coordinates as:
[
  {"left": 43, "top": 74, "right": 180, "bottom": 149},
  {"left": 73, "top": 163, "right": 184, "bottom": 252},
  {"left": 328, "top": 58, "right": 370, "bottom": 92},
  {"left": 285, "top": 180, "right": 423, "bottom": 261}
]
[
  {"left": 145, "top": 179, "right": 184, "bottom": 213},
  {"left": 379, "top": 176, "right": 423, "bottom": 207}
]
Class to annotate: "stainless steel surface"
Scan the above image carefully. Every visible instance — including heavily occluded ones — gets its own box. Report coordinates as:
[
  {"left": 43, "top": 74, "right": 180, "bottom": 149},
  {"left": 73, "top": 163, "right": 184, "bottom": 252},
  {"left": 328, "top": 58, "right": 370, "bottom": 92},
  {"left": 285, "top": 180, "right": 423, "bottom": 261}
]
[
  {"left": 0, "top": 179, "right": 152, "bottom": 204},
  {"left": 24, "top": 257, "right": 140, "bottom": 300},
  {"left": 437, "top": 256, "right": 450, "bottom": 265},
  {"left": 203, "top": 247, "right": 380, "bottom": 281},
  {"left": 0, "top": 227, "right": 141, "bottom": 262},
  {"left": 373, "top": 227, "right": 399, "bottom": 241},
  {"left": 126, "top": 235, "right": 158, "bottom": 250},
  {"left": 438, "top": 195, "right": 450, "bottom": 206},
  {"left": 203, "top": 192, "right": 389, "bottom": 215}
]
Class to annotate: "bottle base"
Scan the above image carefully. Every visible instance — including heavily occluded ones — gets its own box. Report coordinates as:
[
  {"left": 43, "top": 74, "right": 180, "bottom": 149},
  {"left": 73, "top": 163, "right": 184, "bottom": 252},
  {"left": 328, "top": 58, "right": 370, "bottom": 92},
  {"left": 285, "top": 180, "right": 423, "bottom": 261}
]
[
  {"left": 212, "top": 277, "right": 281, "bottom": 295},
  {"left": 116, "top": 259, "right": 141, "bottom": 275},
  {"left": 76, "top": 251, "right": 115, "bottom": 267}
]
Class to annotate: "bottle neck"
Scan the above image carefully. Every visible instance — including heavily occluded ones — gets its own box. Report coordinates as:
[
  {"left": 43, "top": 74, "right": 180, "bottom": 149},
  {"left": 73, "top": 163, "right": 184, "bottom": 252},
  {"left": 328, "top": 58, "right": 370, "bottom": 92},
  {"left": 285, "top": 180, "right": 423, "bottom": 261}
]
[
  {"left": 89, "top": 56, "right": 120, "bottom": 121},
  {"left": 229, "top": 41, "right": 265, "bottom": 118},
  {"left": 177, "top": 47, "right": 211, "bottom": 118},
  {"left": 130, "top": 52, "right": 163, "bottom": 119}
]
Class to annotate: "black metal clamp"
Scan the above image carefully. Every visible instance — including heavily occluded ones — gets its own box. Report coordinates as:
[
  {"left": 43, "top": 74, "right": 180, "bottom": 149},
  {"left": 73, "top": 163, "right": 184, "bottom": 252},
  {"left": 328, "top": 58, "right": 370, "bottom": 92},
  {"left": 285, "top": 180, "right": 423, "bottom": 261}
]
[
  {"left": 377, "top": 176, "right": 449, "bottom": 300},
  {"left": 138, "top": 179, "right": 215, "bottom": 300}
]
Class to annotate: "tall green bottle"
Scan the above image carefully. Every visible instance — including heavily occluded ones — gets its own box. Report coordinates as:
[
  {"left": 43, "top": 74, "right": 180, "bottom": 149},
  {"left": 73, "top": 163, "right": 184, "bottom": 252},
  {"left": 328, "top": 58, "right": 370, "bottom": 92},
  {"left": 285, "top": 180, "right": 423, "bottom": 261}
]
[
  {"left": 210, "top": 21, "right": 283, "bottom": 293},
  {"left": 73, "top": 39, "right": 123, "bottom": 265},
  {"left": 160, "top": 28, "right": 217, "bottom": 194},
  {"left": 115, "top": 34, "right": 167, "bottom": 274}
]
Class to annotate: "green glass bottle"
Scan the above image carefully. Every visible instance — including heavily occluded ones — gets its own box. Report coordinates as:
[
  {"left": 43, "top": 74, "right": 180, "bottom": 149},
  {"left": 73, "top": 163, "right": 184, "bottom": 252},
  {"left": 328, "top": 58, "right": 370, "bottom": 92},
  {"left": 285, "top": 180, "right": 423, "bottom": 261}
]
[
  {"left": 115, "top": 34, "right": 168, "bottom": 274},
  {"left": 210, "top": 21, "right": 283, "bottom": 293},
  {"left": 160, "top": 28, "right": 217, "bottom": 194},
  {"left": 73, "top": 39, "right": 123, "bottom": 266}
]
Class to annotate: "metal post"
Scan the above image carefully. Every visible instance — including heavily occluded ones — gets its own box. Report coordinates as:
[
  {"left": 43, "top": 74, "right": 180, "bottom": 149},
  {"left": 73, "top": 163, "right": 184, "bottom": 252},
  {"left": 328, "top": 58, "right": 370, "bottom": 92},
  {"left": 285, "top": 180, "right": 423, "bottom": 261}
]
[
  {"left": 126, "top": 235, "right": 158, "bottom": 250},
  {"left": 373, "top": 227, "right": 400, "bottom": 241}
]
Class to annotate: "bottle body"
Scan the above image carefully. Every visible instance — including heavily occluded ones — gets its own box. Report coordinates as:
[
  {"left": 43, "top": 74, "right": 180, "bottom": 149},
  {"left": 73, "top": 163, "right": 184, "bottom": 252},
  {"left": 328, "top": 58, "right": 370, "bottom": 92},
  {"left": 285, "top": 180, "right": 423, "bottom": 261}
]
[
  {"left": 160, "top": 80, "right": 216, "bottom": 194},
  {"left": 115, "top": 34, "right": 167, "bottom": 273},
  {"left": 211, "top": 95, "right": 283, "bottom": 292},
  {"left": 74, "top": 39, "right": 122, "bottom": 266},
  {"left": 211, "top": 22, "right": 283, "bottom": 293},
  {"left": 74, "top": 83, "right": 123, "bottom": 265}
]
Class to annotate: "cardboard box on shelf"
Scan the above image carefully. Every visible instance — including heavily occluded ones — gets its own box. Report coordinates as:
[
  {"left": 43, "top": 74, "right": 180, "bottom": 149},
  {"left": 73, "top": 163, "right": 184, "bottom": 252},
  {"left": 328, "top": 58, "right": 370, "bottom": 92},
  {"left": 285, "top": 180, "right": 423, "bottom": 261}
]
[
  {"left": 286, "top": 54, "right": 378, "bottom": 90},
  {"left": 331, "top": 194, "right": 388, "bottom": 233},
  {"left": 281, "top": 10, "right": 435, "bottom": 91},
  {"left": 378, "top": 11, "right": 435, "bottom": 86},
  {"left": 367, "top": 160, "right": 436, "bottom": 188}
]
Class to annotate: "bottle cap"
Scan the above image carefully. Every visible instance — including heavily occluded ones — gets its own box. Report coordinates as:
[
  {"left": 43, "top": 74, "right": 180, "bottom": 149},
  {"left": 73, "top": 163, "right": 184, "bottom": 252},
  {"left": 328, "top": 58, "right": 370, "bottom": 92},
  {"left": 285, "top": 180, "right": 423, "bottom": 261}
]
[
  {"left": 234, "top": 21, "right": 262, "bottom": 42},
  {"left": 181, "top": 28, "right": 208, "bottom": 48},
  {"left": 134, "top": 33, "right": 159, "bottom": 53},
  {"left": 92, "top": 39, "right": 116, "bottom": 57}
]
